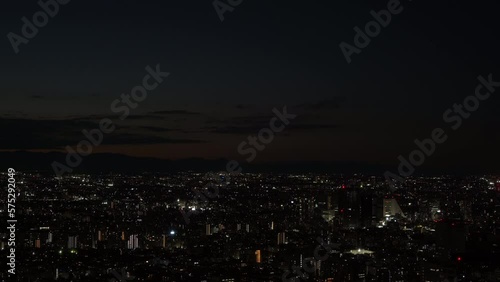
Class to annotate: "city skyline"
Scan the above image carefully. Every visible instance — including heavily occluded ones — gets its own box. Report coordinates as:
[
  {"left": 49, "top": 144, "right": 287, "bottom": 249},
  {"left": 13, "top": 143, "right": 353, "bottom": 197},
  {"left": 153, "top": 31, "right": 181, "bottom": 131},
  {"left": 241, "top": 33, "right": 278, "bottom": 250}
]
[
  {"left": 2, "top": 171, "right": 499, "bottom": 281},
  {"left": 1, "top": 0, "right": 500, "bottom": 281}
]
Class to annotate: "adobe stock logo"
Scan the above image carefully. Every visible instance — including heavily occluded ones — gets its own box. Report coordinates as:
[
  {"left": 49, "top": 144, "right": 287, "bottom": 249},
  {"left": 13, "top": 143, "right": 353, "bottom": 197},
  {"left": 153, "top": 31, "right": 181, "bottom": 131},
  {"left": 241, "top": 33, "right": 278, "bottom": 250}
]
[
  {"left": 111, "top": 268, "right": 134, "bottom": 281},
  {"left": 282, "top": 238, "right": 338, "bottom": 282},
  {"left": 7, "top": 0, "right": 71, "bottom": 54},
  {"left": 384, "top": 74, "right": 500, "bottom": 190},
  {"left": 237, "top": 107, "right": 297, "bottom": 162},
  {"left": 213, "top": 0, "right": 243, "bottom": 22},
  {"left": 339, "top": 0, "right": 407, "bottom": 64}
]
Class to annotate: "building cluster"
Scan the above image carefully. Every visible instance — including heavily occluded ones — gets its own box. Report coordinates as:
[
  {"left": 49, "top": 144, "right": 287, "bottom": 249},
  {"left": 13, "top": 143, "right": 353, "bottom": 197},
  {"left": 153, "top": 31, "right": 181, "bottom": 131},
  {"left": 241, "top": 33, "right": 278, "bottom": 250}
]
[{"left": 0, "top": 172, "right": 499, "bottom": 281}]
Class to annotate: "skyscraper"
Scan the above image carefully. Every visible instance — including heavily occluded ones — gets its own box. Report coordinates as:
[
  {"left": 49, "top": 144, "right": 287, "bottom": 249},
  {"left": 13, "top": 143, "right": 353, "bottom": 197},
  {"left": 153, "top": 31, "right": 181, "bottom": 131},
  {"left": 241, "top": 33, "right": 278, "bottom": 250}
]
[
  {"left": 277, "top": 232, "right": 286, "bottom": 245},
  {"left": 67, "top": 236, "right": 78, "bottom": 249},
  {"left": 162, "top": 234, "right": 167, "bottom": 248},
  {"left": 127, "top": 235, "right": 139, "bottom": 250}
]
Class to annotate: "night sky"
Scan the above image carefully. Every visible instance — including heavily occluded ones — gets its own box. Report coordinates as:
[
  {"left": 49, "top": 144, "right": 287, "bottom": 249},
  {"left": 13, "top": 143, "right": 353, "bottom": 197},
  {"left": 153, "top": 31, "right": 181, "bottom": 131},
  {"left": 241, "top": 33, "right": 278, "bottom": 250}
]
[{"left": 1, "top": 0, "right": 499, "bottom": 171}]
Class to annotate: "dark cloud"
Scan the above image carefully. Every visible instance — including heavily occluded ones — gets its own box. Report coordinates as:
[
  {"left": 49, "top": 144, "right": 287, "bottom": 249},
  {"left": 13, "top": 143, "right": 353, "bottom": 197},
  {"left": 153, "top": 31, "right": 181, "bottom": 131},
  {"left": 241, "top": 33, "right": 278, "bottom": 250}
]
[
  {"left": 235, "top": 104, "right": 255, "bottom": 110},
  {"left": 203, "top": 112, "right": 341, "bottom": 134},
  {"left": 104, "top": 134, "right": 205, "bottom": 145},
  {"left": 288, "top": 124, "right": 340, "bottom": 131},
  {"left": 71, "top": 114, "right": 165, "bottom": 121},
  {"left": 0, "top": 118, "right": 205, "bottom": 150},
  {"left": 296, "top": 97, "right": 346, "bottom": 110},
  {"left": 0, "top": 118, "right": 97, "bottom": 149},
  {"left": 206, "top": 125, "right": 264, "bottom": 134},
  {"left": 149, "top": 110, "right": 201, "bottom": 115},
  {"left": 208, "top": 124, "right": 340, "bottom": 134},
  {"left": 126, "top": 115, "right": 166, "bottom": 120},
  {"left": 135, "top": 126, "right": 174, "bottom": 133},
  {"left": 76, "top": 111, "right": 202, "bottom": 121},
  {"left": 206, "top": 115, "right": 274, "bottom": 126}
]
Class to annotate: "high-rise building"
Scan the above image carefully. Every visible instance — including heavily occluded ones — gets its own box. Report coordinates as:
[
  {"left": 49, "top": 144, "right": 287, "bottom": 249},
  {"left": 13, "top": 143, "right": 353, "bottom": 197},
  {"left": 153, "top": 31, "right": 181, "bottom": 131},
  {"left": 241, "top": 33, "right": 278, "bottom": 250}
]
[
  {"left": 277, "top": 232, "right": 286, "bottom": 245},
  {"left": 67, "top": 236, "right": 78, "bottom": 249},
  {"left": 338, "top": 189, "right": 361, "bottom": 228},
  {"left": 360, "top": 192, "right": 376, "bottom": 227},
  {"left": 162, "top": 234, "right": 167, "bottom": 248},
  {"left": 127, "top": 235, "right": 139, "bottom": 250}
]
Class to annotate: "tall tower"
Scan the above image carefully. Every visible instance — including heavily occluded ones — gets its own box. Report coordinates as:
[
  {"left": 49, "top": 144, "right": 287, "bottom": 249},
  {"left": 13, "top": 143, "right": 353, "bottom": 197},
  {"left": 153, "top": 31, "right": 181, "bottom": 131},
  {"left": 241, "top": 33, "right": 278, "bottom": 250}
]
[
  {"left": 277, "top": 232, "right": 286, "bottom": 245},
  {"left": 338, "top": 188, "right": 361, "bottom": 228},
  {"left": 127, "top": 235, "right": 139, "bottom": 250},
  {"left": 162, "top": 235, "right": 167, "bottom": 248},
  {"left": 67, "top": 236, "right": 78, "bottom": 249}
]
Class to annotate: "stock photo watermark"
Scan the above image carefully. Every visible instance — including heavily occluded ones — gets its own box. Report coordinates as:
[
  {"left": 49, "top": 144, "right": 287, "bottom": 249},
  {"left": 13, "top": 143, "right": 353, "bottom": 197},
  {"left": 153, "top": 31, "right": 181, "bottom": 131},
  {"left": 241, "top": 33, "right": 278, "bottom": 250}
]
[
  {"left": 6, "top": 168, "right": 17, "bottom": 276},
  {"left": 339, "top": 0, "right": 408, "bottom": 64},
  {"left": 51, "top": 64, "right": 170, "bottom": 177},
  {"left": 385, "top": 73, "right": 500, "bottom": 190},
  {"left": 282, "top": 238, "right": 338, "bottom": 282},
  {"left": 181, "top": 106, "right": 296, "bottom": 224},
  {"left": 111, "top": 268, "right": 134, "bottom": 282},
  {"left": 7, "top": 0, "right": 71, "bottom": 54},
  {"left": 213, "top": 0, "right": 243, "bottom": 22}
]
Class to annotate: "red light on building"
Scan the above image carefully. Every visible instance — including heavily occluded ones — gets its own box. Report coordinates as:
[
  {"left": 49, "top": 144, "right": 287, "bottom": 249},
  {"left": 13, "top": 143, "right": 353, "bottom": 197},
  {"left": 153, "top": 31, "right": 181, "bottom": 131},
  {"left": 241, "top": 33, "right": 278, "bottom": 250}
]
[
  {"left": 457, "top": 256, "right": 462, "bottom": 262},
  {"left": 342, "top": 184, "right": 346, "bottom": 189}
]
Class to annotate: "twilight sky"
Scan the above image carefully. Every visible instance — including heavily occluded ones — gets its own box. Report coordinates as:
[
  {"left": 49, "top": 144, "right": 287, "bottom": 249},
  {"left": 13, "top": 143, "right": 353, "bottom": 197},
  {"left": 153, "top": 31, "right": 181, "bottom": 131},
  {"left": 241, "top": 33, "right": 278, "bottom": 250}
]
[{"left": 1, "top": 0, "right": 499, "bottom": 170}]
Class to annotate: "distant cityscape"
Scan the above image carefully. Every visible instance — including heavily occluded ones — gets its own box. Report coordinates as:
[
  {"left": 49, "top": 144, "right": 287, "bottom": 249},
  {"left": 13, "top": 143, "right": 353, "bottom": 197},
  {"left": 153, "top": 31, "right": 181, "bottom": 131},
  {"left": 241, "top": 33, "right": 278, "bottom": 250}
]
[
  {"left": 2, "top": 0, "right": 499, "bottom": 281},
  {"left": 1, "top": 172, "right": 499, "bottom": 281}
]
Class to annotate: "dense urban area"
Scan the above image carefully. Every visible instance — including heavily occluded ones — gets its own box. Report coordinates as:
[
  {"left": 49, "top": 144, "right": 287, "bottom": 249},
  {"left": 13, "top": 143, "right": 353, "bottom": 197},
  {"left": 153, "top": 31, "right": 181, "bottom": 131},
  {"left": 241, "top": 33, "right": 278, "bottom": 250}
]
[{"left": 1, "top": 172, "right": 499, "bottom": 281}]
